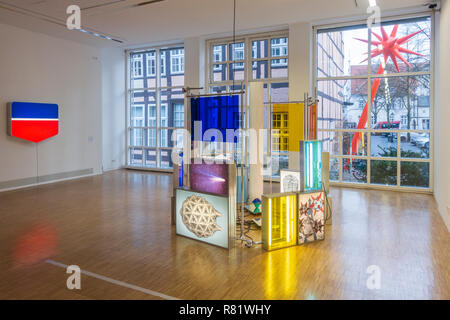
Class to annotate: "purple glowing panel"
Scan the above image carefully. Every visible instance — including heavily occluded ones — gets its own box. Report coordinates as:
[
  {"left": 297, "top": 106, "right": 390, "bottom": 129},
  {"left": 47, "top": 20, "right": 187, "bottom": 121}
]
[{"left": 190, "top": 161, "right": 229, "bottom": 196}]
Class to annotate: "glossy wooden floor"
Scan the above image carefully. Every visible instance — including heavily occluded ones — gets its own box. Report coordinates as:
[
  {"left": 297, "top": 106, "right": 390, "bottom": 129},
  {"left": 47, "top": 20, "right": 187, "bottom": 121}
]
[{"left": 0, "top": 169, "right": 449, "bottom": 300}]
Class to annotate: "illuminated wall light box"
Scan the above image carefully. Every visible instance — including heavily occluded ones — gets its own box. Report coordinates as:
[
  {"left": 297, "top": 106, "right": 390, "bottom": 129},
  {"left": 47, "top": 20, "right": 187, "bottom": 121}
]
[
  {"left": 280, "top": 170, "right": 301, "bottom": 193},
  {"left": 262, "top": 193, "right": 297, "bottom": 251},
  {"left": 176, "top": 187, "right": 236, "bottom": 249},
  {"left": 7, "top": 102, "right": 59, "bottom": 143},
  {"left": 299, "top": 140, "right": 323, "bottom": 192},
  {"left": 298, "top": 192, "right": 325, "bottom": 244}
]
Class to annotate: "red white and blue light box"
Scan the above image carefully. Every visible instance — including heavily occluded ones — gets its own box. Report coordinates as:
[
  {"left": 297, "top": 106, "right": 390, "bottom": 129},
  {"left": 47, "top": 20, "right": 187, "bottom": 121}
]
[{"left": 7, "top": 102, "right": 59, "bottom": 143}]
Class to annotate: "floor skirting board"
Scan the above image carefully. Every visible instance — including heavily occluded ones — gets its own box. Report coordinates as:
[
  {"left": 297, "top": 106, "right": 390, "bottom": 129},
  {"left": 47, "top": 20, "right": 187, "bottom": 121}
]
[{"left": 0, "top": 168, "right": 95, "bottom": 192}]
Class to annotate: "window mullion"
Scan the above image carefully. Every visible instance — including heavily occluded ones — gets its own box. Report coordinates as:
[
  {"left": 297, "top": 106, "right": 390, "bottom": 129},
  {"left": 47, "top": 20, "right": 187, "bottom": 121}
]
[
  {"left": 367, "top": 28, "right": 372, "bottom": 185},
  {"left": 397, "top": 131, "right": 401, "bottom": 187},
  {"left": 156, "top": 48, "right": 161, "bottom": 168}
]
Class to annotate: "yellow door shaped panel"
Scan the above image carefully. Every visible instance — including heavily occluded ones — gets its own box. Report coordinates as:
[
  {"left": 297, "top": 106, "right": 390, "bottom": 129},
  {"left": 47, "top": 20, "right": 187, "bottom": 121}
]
[
  {"left": 262, "top": 193, "right": 298, "bottom": 251},
  {"left": 272, "top": 103, "right": 304, "bottom": 152}
]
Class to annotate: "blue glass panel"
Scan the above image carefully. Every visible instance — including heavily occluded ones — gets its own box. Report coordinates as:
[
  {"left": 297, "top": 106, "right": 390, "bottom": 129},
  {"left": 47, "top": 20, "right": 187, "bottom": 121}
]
[{"left": 190, "top": 95, "right": 240, "bottom": 143}]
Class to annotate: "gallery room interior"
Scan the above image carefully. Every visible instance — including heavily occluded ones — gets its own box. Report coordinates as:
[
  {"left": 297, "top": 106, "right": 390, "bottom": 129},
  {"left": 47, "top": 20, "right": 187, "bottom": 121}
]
[{"left": 0, "top": 0, "right": 449, "bottom": 301}]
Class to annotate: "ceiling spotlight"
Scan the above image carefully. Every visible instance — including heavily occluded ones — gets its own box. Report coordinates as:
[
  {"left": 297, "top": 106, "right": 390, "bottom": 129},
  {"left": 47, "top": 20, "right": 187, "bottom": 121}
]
[
  {"left": 78, "top": 28, "right": 122, "bottom": 43},
  {"left": 135, "top": 0, "right": 165, "bottom": 7}
]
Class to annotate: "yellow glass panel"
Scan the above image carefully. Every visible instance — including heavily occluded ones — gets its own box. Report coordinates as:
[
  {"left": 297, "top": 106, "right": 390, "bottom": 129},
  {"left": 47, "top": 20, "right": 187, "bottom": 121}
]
[
  {"left": 272, "top": 103, "right": 304, "bottom": 152},
  {"left": 262, "top": 194, "right": 297, "bottom": 251}
]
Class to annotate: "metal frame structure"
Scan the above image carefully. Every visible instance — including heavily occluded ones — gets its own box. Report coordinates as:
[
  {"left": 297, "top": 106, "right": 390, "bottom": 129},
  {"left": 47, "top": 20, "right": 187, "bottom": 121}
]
[
  {"left": 182, "top": 87, "right": 253, "bottom": 247},
  {"left": 312, "top": 12, "right": 434, "bottom": 193},
  {"left": 125, "top": 44, "right": 185, "bottom": 172},
  {"left": 206, "top": 31, "right": 291, "bottom": 181}
]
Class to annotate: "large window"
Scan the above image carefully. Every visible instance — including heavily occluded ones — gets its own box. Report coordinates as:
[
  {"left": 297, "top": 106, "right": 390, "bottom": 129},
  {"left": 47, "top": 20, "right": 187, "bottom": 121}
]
[
  {"left": 128, "top": 46, "right": 185, "bottom": 169},
  {"left": 207, "top": 32, "right": 289, "bottom": 177},
  {"left": 314, "top": 16, "right": 432, "bottom": 190}
]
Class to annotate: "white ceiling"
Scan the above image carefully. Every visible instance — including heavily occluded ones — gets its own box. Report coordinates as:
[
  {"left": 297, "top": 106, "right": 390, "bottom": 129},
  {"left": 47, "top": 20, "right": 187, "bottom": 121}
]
[{"left": 0, "top": 0, "right": 428, "bottom": 48}]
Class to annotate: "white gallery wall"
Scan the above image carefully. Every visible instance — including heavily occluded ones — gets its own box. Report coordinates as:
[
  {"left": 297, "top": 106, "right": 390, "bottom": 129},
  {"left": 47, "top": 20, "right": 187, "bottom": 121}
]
[
  {"left": 435, "top": 0, "right": 450, "bottom": 231},
  {"left": 0, "top": 23, "right": 103, "bottom": 190}
]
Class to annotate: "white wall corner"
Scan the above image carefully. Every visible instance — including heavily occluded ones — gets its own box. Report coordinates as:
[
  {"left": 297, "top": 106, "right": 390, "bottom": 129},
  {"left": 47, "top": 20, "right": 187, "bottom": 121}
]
[{"left": 435, "top": 0, "right": 450, "bottom": 232}]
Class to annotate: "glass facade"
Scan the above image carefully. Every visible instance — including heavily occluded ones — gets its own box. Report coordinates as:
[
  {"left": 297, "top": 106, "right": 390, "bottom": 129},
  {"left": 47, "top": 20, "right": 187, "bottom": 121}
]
[
  {"left": 208, "top": 33, "right": 289, "bottom": 177},
  {"left": 128, "top": 47, "right": 185, "bottom": 169},
  {"left": 315, "top": 16, "right": 432, "bottom": 189}
]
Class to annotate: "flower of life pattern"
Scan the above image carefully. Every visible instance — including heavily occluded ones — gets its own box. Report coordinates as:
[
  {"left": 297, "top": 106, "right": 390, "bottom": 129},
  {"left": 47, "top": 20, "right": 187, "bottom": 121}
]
[{"left": 180, "top": 195, "right": 222, "bottom": 238}]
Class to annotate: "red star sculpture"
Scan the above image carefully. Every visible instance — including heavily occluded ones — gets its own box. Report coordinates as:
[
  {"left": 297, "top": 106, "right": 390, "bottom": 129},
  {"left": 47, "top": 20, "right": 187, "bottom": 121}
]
[{"left": 350, "top": 25, "right": 424, "bottom": 155}]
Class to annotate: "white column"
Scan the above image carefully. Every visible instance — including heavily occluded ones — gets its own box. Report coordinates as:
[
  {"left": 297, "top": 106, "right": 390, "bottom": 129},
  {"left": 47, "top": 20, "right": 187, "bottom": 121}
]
[
  {"left": 288, "top": 22, "right": 312, "bottom": 171},
  {"left": 184, "top": 36, "right": 205, "bottom": 90},
  {"left": 249, "top": 82, "right": 264, "bottom": 200}
]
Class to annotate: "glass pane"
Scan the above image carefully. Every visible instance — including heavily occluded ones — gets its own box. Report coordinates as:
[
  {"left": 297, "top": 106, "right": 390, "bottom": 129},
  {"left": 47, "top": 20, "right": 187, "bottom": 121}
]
[
  {"left": 317, "top": 79, "right": 368, "bottom": 130},
  {"left": 319, "top": 131, "right": 339, "bottom": 156},
  {"left": 172, "top": 128, "right": 185, "bottom": 149},
  {"left": 130, "top": 91, "right": 145, "bottom": 127},
  {"left": 271, "top": 37, "right": 288, "bottom": 57},
  {"left": 371, "top": 75, "right": 430, "bottom": 130},
  {"left": 210, "top": 85, "right": 227, "bottom": 94},
  {"left": 401, "top": 132, "right": 430, "bottom": 159},
  {"left": 400, "top": 161, "right": 429, "bottom": 188},
  {"left": 270, "top": 82, "right": 289, "bottom": 103},
  {"left": 172, "top": 103, "right": 185, "bottom": 128},
  {"left": 161, "top": 47, "right": 184, "bottom": 87},
  {"left": 270, "top": 152, "right": 289, "bottom": 178},
  {"left": 130, "top": 53, "right": 144, "bottom": 88},
  {"left": 147, "top": 103, "right": 157, "bottom": 127},
  {"left": 371, "top": 160, "right": 397, "bottom": 186},
  {"left": 343, "top": 132, "right": 367, "bottom": 156},
  {"left": 271, "top": 59, "right": 288, "bottom": 78},
  {"left": 229, "top": 84, "right": 245, "bottom": 104},
  {"left": 160, "top": 128, "right": 184, "bottom": 149},
  {"left": 212, "top": 44, "right": 226, "bottom": 63},
  {"left": 160, "top": 149, "right": 173, "bottom": 168},
  {"left": 160, "top": 129, "right": 170, "bottom": 148},
  {"left": 146, "top": 128, "right": 157, "bottom": 147},
  {"left": 144, "top": 148, "right": 157, "bottom": 167},
  {"left": 160, "top": 89, "right": 184, "bottom": 127},
  {"left": 330, "top": 157, "right": 339, "bottom": 181},
  {"left": 131, "top": 90, "right": 156, "bottom": 127},
  {"left": 229, "top": 63, "right": 245, "bottom": 81},
  {"left": 370, "top": 132, "right": 397, "bottom": 157},
  {"left": 230, "top": 84, "right": 245, "bottom": 92},
  {"left": 371, "top": 17, "right": 431, "bottom": 74},
  {"left": 129, "top": 148, "right": 143, "bottom": 166},
  {"left": 252, "top": 60, "right": 268, "bottom": 79},
  {"left": 129, "top": 128, "right": 143, "bottom": 146},
  {"left": 263, "top": 83, "right": 269, "bottom": 103},
  {"left": 144, "top": 50, "right": 157, "bottom": 88},
  {"left": 252, "top": 39, "right": 268, "bottom": 58},
  {"left": 229, "top": 42, "right": 245, "bottom": 61},
  {"left": 212, "top": 64, "right": 227, "bottom": 82},
  {"left": 342, "top": 158, "right": 367, "bottom": 183},
  {"left": 317, "top": 25, "right": 368, "bottom": 78}
]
